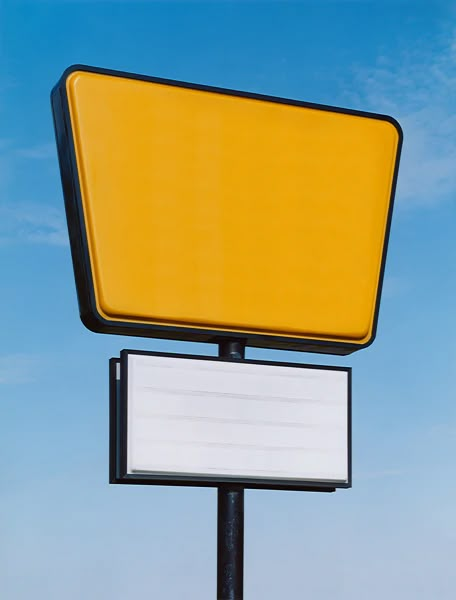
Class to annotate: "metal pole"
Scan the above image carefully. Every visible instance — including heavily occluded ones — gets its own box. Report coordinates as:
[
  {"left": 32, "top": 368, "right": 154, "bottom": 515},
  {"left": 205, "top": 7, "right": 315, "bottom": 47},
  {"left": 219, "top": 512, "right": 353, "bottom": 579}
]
[{"left": 217, "top": 339, "right": 245, "bottom": 600}]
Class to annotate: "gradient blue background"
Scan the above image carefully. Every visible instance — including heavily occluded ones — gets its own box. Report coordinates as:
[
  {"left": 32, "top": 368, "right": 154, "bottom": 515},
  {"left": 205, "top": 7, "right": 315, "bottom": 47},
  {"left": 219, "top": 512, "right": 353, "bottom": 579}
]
[{"left": 1, "top": 1, "right": 455, "bottom": 598}]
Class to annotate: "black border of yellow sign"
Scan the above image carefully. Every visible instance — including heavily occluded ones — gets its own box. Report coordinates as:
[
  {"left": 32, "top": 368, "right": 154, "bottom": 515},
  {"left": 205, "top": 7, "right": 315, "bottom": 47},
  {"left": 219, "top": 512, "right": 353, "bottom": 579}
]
[{"left": 51, "top": 64, "right": 402, "bottom": 355}]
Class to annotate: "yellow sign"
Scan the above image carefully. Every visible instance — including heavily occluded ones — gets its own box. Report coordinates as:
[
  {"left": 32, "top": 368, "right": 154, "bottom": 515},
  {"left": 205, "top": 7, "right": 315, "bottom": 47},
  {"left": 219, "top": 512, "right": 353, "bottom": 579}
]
[{"left": 52, "top": 65, "right": 402, "bottom": 354}]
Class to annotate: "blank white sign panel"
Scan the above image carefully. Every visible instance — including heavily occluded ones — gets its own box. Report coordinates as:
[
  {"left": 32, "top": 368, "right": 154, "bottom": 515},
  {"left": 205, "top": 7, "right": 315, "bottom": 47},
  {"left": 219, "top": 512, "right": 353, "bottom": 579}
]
[{"left": 122, "top": 353, "right": 349, "bottom": 486}]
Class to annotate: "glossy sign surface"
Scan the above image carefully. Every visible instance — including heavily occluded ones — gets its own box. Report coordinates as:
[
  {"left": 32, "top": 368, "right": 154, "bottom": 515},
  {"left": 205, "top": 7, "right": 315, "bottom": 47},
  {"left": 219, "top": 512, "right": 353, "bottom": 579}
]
[
  {"left": 53, "top": 66, "right": 401, "bottom": 353},
  {"left": 116, "top": 352, "right": 350, "bottom": 488}
]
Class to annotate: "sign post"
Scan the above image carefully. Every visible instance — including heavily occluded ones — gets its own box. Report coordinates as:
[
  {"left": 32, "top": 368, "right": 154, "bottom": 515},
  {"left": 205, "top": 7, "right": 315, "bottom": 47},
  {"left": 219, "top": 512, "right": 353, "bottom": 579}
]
[
  {"left": 217, "top": 485, "right": 244, "bottom": 600},
  {"left": 217, "top": 340, "right": 245, "bottom": 600}
]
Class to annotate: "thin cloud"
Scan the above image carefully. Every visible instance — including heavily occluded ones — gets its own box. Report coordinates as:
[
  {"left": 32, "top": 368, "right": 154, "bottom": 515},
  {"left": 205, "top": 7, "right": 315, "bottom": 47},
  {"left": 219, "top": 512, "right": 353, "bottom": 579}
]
[
  {"left": 0, "top": 143, "right": 67, "bottom": 246},
  {"left": 15, "top": 142, "right": 56, "bottom": 160},
  {"left": 0, "top": 203, "right": 68, "bottom": 247},
  {"left": 356, "top": 468, "right": 407, "bottom": 481},
  {"left": 346, "top": 31, "right": 456, "bottom": 208},
  {"left": 0, "top": 139, "right": 14, "bottom": 191},
  {"left": 0, "top": 138, "right": 13, "bottom": 151},
  {"left": 381, "top": 275, "right": 410, "bottom": 300},
  {"left": 428, "top": 423, "right": 456, "bottom": 439},
  {"left": 0, "top": 354, "right": 40, "bottom": 385}
]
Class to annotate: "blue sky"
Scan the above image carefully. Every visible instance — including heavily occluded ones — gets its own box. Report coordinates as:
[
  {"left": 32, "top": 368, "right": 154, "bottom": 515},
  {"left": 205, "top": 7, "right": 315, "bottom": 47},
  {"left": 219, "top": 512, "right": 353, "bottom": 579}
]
[{"left": 1, "top": 1, "right": 456, "bottom": 598}]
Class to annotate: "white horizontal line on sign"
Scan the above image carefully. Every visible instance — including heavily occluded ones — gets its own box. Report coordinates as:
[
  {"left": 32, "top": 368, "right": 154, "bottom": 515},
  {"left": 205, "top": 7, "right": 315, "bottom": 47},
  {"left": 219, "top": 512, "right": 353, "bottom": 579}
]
[{"left": 122, "top": 353, "right": 350, "bottom": 486}]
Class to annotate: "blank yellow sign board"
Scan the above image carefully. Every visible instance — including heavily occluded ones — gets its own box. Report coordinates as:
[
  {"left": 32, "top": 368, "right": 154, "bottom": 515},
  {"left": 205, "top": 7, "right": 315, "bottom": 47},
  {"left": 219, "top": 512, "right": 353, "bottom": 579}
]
[{"left": 52, "top": 65, "right": 401, "bottom": 354}]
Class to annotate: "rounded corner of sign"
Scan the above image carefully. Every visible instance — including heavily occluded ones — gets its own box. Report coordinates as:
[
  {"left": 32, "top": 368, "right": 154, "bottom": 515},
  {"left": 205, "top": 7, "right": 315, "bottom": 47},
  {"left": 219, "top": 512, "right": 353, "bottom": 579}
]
[
  {"left": 339, "top": 326, "right": 376, "bottom": 353},
  {"left": 80, "top": 305, "right": 111, "bottom": 334},
  {"left": 378, "top": 114, "right": 403, "bottom": 145},
  {"left": 355, "top": 329, "right": 376, "bottom": 350},
  {"left": 388, "top": 115, "right": 403, "bottom": 139},
  {"left": 96, "top": 296, "right": 127, "bottom": 323},
  {"left": 61, "top": 64, "right": 94, "bottom": 94}
]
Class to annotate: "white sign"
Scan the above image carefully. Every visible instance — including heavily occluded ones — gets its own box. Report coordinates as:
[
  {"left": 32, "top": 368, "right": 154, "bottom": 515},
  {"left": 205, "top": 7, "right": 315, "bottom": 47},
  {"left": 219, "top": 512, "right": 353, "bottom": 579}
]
[{"left": 111, "top": 351, "right": 351, "bottom": 490}]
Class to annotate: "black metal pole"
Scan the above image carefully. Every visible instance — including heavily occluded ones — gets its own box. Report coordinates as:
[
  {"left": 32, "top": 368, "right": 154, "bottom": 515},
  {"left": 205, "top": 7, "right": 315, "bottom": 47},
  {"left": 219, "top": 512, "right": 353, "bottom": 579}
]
[{"left": 217, "top": 339, "right": 245, "bottom": 600}]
